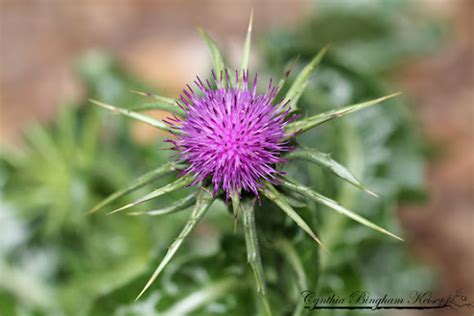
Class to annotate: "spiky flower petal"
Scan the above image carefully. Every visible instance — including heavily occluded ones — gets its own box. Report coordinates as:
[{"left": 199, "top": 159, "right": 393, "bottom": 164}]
[{"left": 167, "top": 71, "right": 294, "bottom": 199}]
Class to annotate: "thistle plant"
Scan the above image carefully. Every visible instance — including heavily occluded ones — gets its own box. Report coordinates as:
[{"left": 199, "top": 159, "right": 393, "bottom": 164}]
[{"left": 90, "top": 15, "right": 403, "bottom": 312}]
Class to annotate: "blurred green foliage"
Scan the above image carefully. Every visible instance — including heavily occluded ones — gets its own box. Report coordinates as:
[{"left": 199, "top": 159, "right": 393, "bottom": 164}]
[
  {"left": 0, "top": 51, "right": 187, "bottom": 315},
  {"left": 0, "top": 1, "right": 443, "bottom": 315}
]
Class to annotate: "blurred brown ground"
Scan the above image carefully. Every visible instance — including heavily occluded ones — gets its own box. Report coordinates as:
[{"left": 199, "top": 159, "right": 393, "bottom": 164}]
[
  {"left": 397, "top": 1, "right": 474, "bottom": 315},
  {"left": 0, "top": 0, "right": 308, "bottom": 144},
  {"left": 0, "top": 0, "right": 472, "bottom": 315}
]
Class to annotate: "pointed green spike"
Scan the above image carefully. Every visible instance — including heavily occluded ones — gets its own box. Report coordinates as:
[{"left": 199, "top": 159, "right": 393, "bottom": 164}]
[
  {"left": 90, "top": 99, "right": 179, "bottom": 133},
  {"left": 275, "top": 56, "right": 299, "bottom": 95},
  {"left": 239, "top": 10, "right": 253, "bottom": 88},
  {"left": 89, "top": 163, "right": 176, "bottom": 214},
  {"left": 135, "top": 190, "right": 215, "bottom": 300},
  {"left": 286, "top": 93, "right": 401, "bottom": 136},
  {"left": 127, "top": 192, "right": 197, "bottom": 216},
  {"left": 260, "top": 183, "right": 329, "bottom": 253},
  {"left": 129, "top": 89, "right": 177, "bottom": 105},
  {"left": 231, "top": 191, "right": 241, "bottom": 232},
  {"left": 107, "top": 175, "right": 195, "bottom": 215},
  {"left": 128, "top": 90, "right": 184, "bottom": 116},
  {"left": 241, "top": 199, "right": 272, "bottom": 316},
  {"left": 198, "top": 28, "right": 226, "bottom": 84},
  {"left": 286, "top": 147, "right": 377, "bottom": 197},
  {"left": 281, "top": 177, "right": 403, "bottom": 241},
  {"left": 129, "top": 101, "right": 184, "bottom": 116},
  {"left": 129, "top": 103, "right": 185, "bottom": 117},
  {"left": 286, "top": 45, "right": 329, "bottom": 112}
]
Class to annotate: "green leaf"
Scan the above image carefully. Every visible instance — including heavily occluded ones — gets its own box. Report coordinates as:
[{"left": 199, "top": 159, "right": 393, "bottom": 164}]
[
  {"left": 286, "top": 93, "right": 401, "bottom": 135},
  {"left": 89, "top": 99, "right": 178, "bottom": 133},
  {"left": 198, "top": 28, "right": 226, "bottom": 84},
  {"left": 136, "top": 189, "right": 215, "bottom": 300},
  {"left": 286, "top": 147, "right": 377, "bottom": 197},
  {"left": 239, "top": 10, "right": 253, "bottom": 88},
  {"left": 107, "top": 175, "right": 195, "bottom": 215},
  {"left": 284, "top": 194, "right": 306, "bottom": 208},
  {"left": 0, "top": 261, "right": 54, "bottom": 308},
  {"left": 163, "top": 277, "right": 240, "bottom": 315},
  {"left": 241, "top": 199, "right": 272, "bottom": 316},
  {"left": 260, "top": 183, "right": 329, "bottom": 252},
  {"left": 57, "top": 105, "right": 76, "bottom": 161},
  {"left": 79, "top": 109, "right": 100, "bottom": 167},
  {"left": 275, "top": 238, "right": 307, "bottom": 315},
  {"left": 127, "top": 192, "right": 197, "bottom": 216},
  {"left": 25, "top": 123, "right": 63, "bottom": 164},
  {"left": 285, "top": 45, "right": 329, "bottom": 112},
  {"left": 281, "top": 177, "right": 403, "bottom": 241},
  {"left": 129, "top": 90, "right": 185, "bottom": 116},
  {"left": 89, "top": 163, "right": 176, "bottom": 214},
  {"left": 275, "top": 239, "right": 307, "bottom": 291}
]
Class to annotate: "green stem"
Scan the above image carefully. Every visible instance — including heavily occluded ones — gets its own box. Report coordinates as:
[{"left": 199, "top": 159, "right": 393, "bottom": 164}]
[{"left": 242, "top": 199, "right": 272, "bottom": 316}]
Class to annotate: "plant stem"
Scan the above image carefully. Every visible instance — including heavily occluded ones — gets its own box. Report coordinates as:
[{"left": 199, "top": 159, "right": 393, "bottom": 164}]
[{"left": 242, "top": 199, "right": 272, "bottom": 316}]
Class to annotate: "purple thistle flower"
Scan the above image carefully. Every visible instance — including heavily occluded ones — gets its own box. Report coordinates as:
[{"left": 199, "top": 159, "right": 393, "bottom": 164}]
[
  {"left": 89, "top": 19, "right": 402, "bottom": 302},
  {"left": 167, "top": 70, "right": 294, "bottom": 200}
]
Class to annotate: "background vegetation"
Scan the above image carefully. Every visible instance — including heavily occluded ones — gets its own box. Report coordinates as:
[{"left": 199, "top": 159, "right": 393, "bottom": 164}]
[{"left": 2, "top": 1, "right": 470, "bottom": 315}]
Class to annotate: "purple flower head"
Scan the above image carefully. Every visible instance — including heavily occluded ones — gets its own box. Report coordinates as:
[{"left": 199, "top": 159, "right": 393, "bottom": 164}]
[{"left": 167, "top": 70, "right": 295, "bottom": 200}]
